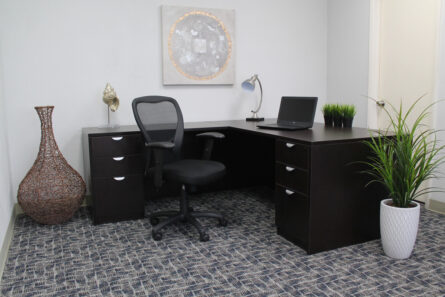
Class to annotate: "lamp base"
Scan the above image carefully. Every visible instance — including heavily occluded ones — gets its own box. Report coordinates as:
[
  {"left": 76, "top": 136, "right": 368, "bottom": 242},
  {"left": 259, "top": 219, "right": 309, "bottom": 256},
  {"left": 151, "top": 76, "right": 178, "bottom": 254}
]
[{"left": 246, "top": 117, "right": 265, "bottom": 122}]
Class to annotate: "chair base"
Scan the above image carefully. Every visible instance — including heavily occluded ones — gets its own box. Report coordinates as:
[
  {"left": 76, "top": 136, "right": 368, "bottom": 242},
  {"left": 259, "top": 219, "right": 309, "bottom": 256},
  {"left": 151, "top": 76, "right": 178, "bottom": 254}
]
[{"left": 150, "top": 186, "right": 227, "bottom": 242}]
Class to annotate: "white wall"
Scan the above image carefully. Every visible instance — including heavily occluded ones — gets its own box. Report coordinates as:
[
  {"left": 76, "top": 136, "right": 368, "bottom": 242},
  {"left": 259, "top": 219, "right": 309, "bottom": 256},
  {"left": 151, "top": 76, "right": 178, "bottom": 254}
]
[
  {"left": 0, "top": 40, "right": 15, "bottom": 256},
  {"left": 378, "top": 0, "right": 439, "bottom": 130},
  {"left": 0, "top": 0, "right": 328, "bottom": 196},
  {"left": 377, "top": 0, "right": 440, "bottom": 203},
  {"left": 432, "top": 0, "right": 445, "bottom": 202},
  {"left": 327, "top": 0, "right": 370, "bottom": 128}
]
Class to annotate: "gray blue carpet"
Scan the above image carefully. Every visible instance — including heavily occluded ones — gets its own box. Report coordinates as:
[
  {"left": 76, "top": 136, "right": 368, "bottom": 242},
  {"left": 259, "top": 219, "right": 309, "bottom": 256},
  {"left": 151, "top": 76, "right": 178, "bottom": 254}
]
[{"left": 1, "top": 188, "right": 444, "bottom": 296}]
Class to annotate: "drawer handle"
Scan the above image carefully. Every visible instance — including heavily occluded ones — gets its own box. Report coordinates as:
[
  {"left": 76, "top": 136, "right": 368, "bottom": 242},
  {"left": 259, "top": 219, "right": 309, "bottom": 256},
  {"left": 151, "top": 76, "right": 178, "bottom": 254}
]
[
  {"left": 285, "top": 189, "right": 295, "bottom": 196},
  {"left": 111, "top": 136, "right": 123, "bottom": 141},
  {"left": 285, "top": 166, "right": 295, "bottom": 172},
  {"left": 285, "top": 143, "right": 295, "bottom": 148},
  {"left": 112, "top": 156, "right": 125, "bottom": 161},
  {"left": 113, "top": 176, "right": 126, "bottom": 181}
]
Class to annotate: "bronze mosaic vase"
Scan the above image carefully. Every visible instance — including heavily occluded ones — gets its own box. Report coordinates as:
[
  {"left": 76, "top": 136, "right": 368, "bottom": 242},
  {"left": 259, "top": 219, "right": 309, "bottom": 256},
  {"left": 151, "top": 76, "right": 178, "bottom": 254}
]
[{"left": 18, "top": 106, "right": 85, "bottom": 224}]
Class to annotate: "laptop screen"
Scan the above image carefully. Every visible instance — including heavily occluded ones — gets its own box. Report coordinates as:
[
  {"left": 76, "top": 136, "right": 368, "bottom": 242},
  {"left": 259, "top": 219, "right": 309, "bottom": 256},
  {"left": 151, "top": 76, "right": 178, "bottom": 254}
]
[{"left": 277, "top": 97, "right": 318, "bottom": 126}]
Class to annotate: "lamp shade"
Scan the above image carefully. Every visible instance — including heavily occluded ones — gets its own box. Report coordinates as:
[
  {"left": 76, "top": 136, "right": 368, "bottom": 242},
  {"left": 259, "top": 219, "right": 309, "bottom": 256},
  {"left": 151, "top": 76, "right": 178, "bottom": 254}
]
[{"left": 241, "top": 75, "right": 257, "bottom": 91}]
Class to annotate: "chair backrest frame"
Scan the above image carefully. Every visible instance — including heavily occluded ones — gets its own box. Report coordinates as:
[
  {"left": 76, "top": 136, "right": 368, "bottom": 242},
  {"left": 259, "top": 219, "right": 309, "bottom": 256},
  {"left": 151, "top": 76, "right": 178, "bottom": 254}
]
[{"left": 132, "top": 96, "right": 184, "bottom": 159}]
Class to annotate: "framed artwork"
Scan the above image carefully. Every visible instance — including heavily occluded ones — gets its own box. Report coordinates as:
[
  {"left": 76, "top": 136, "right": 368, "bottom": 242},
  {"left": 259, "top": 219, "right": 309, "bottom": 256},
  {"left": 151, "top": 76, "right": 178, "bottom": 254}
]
[{"left": 161, "top": 5, "right": 235, "bottom": 85}]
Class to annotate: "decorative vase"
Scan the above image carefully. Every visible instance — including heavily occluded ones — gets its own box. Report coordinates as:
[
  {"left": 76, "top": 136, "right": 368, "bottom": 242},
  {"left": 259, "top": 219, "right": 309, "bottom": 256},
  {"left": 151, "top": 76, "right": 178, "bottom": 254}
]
[
  {"left": 323, "top": 115, "right": 333, "bottom": 126},
  {"left": 380, "top": 199, "right": 420, "bottom": 259},
  {"left": 17, "top": 106, "right": 85, "bottom": 225},
  {"left": 333, "top": 116, "right": 343, "bottom": 127},
  {"left": 343, "top": 117, "right": 353, "bottom": 128}
]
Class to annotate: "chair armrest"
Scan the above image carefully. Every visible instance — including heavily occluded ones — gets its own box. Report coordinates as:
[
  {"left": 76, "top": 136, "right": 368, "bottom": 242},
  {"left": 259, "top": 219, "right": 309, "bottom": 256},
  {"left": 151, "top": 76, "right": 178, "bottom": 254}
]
[
  {"left": 196, "top": 132, "right": 225, "bottom": 160},
  {"left": 147, "top": 141, "right": 175, "bottom": 149},
  {"left": 196, "top": 132, "right": 225, "bottom": 139},
  {"left": 144, "top": 142, "right": 174, "bottom": 188}
]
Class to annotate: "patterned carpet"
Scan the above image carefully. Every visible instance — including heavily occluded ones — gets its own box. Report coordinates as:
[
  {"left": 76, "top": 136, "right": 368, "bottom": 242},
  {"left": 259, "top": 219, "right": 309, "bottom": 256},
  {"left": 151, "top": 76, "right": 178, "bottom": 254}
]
[{"left": 1, "top": 188, "right": 444, "bottom": 297}]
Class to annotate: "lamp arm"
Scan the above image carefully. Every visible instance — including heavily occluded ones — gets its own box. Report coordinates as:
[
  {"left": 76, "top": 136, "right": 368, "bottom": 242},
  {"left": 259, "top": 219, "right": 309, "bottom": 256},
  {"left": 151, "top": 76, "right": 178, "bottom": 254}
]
[{"left": 251, "top": 76, "right": 263, "bottom": 114}]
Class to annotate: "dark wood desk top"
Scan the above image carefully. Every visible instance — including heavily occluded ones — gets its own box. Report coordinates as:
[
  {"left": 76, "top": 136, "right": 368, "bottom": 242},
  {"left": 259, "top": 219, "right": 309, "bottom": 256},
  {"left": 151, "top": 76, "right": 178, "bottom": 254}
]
[{"left": 83, "top": 120, "right": 375, "bottom": 145}]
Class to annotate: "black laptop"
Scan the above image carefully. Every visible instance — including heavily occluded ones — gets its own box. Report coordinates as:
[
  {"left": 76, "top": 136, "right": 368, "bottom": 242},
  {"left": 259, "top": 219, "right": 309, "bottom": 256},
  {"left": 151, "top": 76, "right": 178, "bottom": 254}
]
[{"left": 257, "top": 96, "right": 318, "bottom": 130}]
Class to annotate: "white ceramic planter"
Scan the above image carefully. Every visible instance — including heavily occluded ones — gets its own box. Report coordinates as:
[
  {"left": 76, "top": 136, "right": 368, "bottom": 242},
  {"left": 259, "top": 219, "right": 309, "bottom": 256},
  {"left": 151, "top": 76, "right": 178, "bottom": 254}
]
[{"left": 380, "top": 199, "right": 420, "bottom": 259}]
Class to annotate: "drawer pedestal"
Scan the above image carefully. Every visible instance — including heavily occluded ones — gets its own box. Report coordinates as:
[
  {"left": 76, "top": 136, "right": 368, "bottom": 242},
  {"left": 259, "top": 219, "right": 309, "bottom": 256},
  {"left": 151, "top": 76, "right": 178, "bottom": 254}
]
[
  {"left": 275, "top": 140, "right": 310, "bottom": 250},
  {"left": 84, "top": 132, "right": 145, "bottom": 224}
]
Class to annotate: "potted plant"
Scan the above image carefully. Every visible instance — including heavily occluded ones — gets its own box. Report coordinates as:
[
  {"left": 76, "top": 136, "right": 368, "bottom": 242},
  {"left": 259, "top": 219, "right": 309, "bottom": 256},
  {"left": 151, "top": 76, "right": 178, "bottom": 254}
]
[
  {"left": 322, "top": 104, "right": 334, "bottom": 126},
  {"left": 342, "top": 105, "right": 356, "bottom": 128},
  {"left": 363, "top": 96, "right": 444, "bottom": 259},
  {"left": 332, "top": 104, "right": 343, "bottom": 127}
]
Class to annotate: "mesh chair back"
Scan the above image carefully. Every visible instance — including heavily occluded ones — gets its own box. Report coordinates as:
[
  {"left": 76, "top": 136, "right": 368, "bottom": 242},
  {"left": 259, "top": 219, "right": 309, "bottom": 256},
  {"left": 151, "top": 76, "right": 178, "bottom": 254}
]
[{"left": 132, "top": 96, "right": 184, "bottom": 159}]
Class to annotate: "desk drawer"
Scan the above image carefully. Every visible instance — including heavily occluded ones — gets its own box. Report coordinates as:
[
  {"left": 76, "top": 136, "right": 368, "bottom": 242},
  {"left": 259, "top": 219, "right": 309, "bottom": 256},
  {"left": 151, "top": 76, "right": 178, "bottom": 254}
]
[
  {"left": 275, "top": 185, "right": 308, "bottom": 246},
  {"left": 90, "top": 134, "right": 143, "bottom": 157},
  {"left": 91, "top": 155, "right": 144, "bottom": 178},
  {"left": 275, "top": 140, "right": 308, "bottom": 169},
  {"left": 92, "top": 175, "right": 145, "bottom": 224},
  {"left": 275, "top": 162, "right": 308, "bottom": 195}
]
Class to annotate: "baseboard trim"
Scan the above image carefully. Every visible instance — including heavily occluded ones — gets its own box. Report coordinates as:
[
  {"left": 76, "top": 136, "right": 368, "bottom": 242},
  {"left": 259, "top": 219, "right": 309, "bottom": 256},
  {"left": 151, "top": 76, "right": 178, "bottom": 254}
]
[
  {"left": 0, "top": 205, "right": 17, "bottom": 282},
  {"left": 14, "top": 203, "right": 23, "bottom": 216},
  {"left": 426, "top": 197, "right": 445, "bottom": 214}
]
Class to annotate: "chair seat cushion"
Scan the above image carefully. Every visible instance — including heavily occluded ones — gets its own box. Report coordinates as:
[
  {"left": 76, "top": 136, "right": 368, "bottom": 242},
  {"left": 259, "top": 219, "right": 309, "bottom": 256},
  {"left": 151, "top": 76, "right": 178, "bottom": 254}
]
[{"left": 163, "top": 159, "right": 226, "bottom": 186}]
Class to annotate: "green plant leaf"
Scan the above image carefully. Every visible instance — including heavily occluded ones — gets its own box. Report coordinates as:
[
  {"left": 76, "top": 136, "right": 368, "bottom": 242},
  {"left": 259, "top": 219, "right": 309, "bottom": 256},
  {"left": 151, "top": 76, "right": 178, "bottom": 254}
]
[{"left": 362, "top": 95, "right": 445, "bottom": 207}]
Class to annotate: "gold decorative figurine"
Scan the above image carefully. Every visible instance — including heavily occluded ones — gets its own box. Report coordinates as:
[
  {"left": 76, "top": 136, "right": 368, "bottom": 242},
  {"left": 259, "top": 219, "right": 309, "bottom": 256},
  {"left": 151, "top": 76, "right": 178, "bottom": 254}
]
[{"left": 102, "top": 83, "right": 120, "bottom": 127}]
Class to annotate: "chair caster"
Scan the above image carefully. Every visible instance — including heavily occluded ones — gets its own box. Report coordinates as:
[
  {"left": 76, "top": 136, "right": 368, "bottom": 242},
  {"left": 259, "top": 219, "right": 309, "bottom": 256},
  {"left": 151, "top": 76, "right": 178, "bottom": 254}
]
[
  {"left": 150, "top": 217, "right": 160, "bottom": 226},
  {"left": 199, "top": 233, "right": 210, "bottom": 242},
  {"left": 152, "top": 231, "right": 162, "bottom": 241},
  {"left": 218, "top": 218, "right": 228, "bottom": 227}
]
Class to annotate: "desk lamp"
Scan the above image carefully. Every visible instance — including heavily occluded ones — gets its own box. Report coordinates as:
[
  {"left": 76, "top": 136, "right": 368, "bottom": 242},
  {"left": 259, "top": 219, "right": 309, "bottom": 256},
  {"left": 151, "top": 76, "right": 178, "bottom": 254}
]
[{"left": 242, "top": 74, "right": 265, "bottom": 121}]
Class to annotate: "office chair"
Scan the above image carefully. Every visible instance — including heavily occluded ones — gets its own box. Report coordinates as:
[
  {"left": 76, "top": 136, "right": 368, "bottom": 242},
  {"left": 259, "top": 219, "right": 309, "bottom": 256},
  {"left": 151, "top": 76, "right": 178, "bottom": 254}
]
[{"left": 132, "top": 96, "right": 227, "bottom": 242}]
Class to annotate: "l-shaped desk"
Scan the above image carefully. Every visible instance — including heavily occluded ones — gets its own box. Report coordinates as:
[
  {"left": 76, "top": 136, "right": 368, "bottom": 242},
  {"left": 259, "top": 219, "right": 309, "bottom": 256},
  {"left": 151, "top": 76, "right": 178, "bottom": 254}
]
[{"left": 83, "top": 120, "right": 386, "bottom": 254}]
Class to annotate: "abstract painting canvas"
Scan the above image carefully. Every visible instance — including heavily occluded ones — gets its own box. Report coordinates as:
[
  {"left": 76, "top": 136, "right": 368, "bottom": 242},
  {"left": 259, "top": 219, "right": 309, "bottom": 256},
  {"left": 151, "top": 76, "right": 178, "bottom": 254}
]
[{"left": 162, "top": 6, "right": 235, "bottom": 85}]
